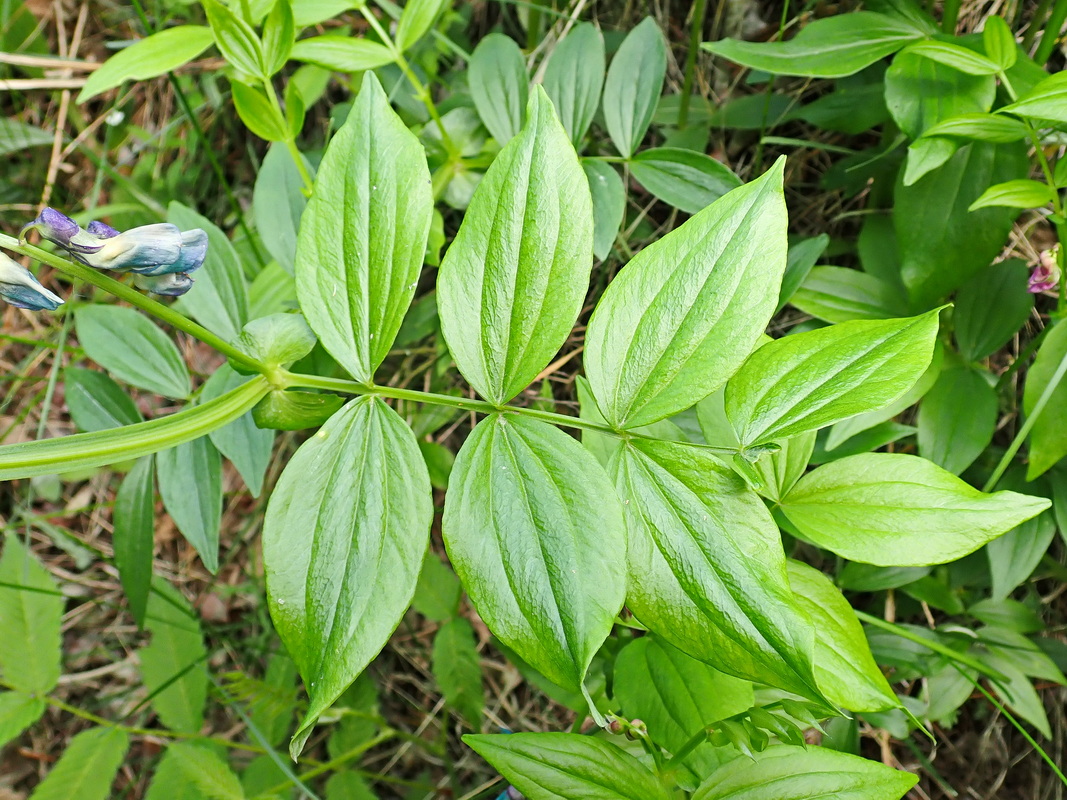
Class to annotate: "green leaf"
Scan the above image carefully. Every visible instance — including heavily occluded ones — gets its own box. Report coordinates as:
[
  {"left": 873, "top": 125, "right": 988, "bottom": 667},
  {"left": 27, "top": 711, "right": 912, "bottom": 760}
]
[
  {"left": 613, "top": 439, "right": 821, "bottom": 700},
  {"left": 443, "top": 415, "right": 625, "bottom": 697},
  {"left": 263, "top": 397, "right": 432, "bottom": 757},
  {"left": 603, "top": 17, "right": 667, "bottom": 157},
  {"left": 0, "top": 376, "right": 269, "bottom": 480},
  {"left": 75, "top": 305, "right": 190, "bottom": 398},
  {"left": 777, "top": 234, "right": 830, "bottom": 312},
  {"left": 202, "top": 366, "right": 274, "bottom": 496},
  {"left": 432, "top": 617, "right": 483, "bottom": 728},
  {"left": 903, "top": 136, "right": 959, "bottom": 185},
  {"left": 28, "top": 727, "right": 129, "bottom": 800},
  {"left": 0, "top": 535, "right": 63, "bottom": 694},
  {"left": 585, "top": 159, "right": 787, "bottom": 429},
  {"left": 917, "top": 367, "right": 997, "bottom": 474},
  {"left": 969, "top": 178, "right": 1057, "bottom": 210},
  {"left": 232, "top": 80, "right": 289, "bottom": 141},
  {"left": 252, "top": 389, "right": 345, "bottom": 430},
  {"left": 0, "top": 691, "right": 45, "bottom": 748},
  {"left": 77, "top": 26, "right": 216, "bottom": 102},
  {"left": 895, "top": 142, "right": 1028, "bottom": 307},
  {"left": 725, "top": 311, "right": 939, "bottom": 447},
  {"left": 64, "top": 367, "right": 143, "bottom": 432},
  {"left": 787, "top": 560, "right": 898, "bottom": 712},
  {"left": 1001, "top": 71, "right": 1067, "bottom": 123},
  {"left": 702, "top": 13, "right": 924, "bottom": 78},
  {"left": 253, "top": 144, "right": 309, "bottom": 274},
  {"left": 248, "top": 261, "right": 298, "bottom": 326},
  {"left": 789, "top": 266, "right": 901, "bottom": 322},
  {"left": 692, "top": 744, "right": 917, "bottom": 800},
  {"left": 954, "top": 259, "right": 1033, "bottom": 361},
  {"left": 261, "top": 0, "right": 295, "bottom": 76},
  {"left": 629, "top": 148, "right": 742, "bottom": 214},
  {"left": 988, "top": 508, "right": 1055, "bottom": 601},
  {"left": 139, "top": 580, "right": 208, "bottom": 733},
  {"left": 289, "top": 35, "right": 395, "bottom": 71},
  {"left": 747, "top": 429, "right": 817, "bottom": 503},
  {"left": 468, "top": 33, "right": 528, "bottom": 145},
  {"left": 885, "top": 51, "right": 995, "bottom": 139},
  {"left": 113, "top": 456, "right": 155, "bottom": 627},
  {"left": 296, "top": 72, "right": 432, "bottom": 383},
  {"left": 903, "top": 40, "right": 999, "bottom": 74},
  {"left": 1024, "top": 321, "right": 1067, "bottom": 479},
  {"left": 464, "top": 733, "right": 672, "bottom": 800},
  {"left": 920, "top": 112, "right": 1030, "bottom": 142},
  {"left": 583, "top": 159, "right": 625, "bottom": 261},
  {"left": 395, "top": 0, "right": 445, "bottom": 51},
  {"left": 202, "top": 0, "right": 264, "bottom": 78},
  {"left": 146, "top": 742, "right": 245, "bottom": 800},
  {"left": 412, "top": 550, "right": 461, "bottom": 621},
  {"left": 983, "top": 653, "right": 1051, "bottom": 737},
  {"left": 0, "top": 118, "right": 56, "bottom": 156},
  {"left": 983, "top": 16, "right": 1017, "bottom": 70},
  {"left": 292, "top": 0, "right": 358, "bottom": 26},
  {"left": 158, "top": 434, "right": 222, "bottom": 571},
  {"left": 543, "top": 22, "right": 605, "bottom": 143},
  {"left": 169, "top": 202, "right": 250, "bottom": 342},
  {"left": 614, "top": 636, "right": 752, "bottom": 783},
  {"left": 438, "top": 88, "right": 592, "bottom": 404},
  {"left": 780, "top": 453, "right": 1050, "bottom": 566}
]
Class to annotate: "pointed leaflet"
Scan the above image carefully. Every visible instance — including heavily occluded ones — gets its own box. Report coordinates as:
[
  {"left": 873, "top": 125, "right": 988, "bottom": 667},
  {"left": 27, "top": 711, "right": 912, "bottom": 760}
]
[
  {"left": 438, "top": 88, "right": 592, "bottom": 405},
  {"left": 780, "top": 453, "right": 1050, "bottom": 566},
  {"left": 0, "top": 691, "right": 45, "bottom": 748},
  {"left": 442, "top": 415, "right": 625, "bottom": 696},
  {"left": 0, "top": 535, "right": 63, "bottom": 694},
  {"left": 611, "top": 439, "right": 822, "bottom": 700},
  {"left": 157, "top": 435, "right": 223, "bottom": 573},
  {"left": 113, "top": 456, "right": 155, "bottom": 627},
  {"left": 1023, "top": 320, "right": 1067, "bottom": 480},
  {"left": 432, "top": 617, "right": 484, "bottom": 728},
  {"left": 543, "top": 22, "right": 605, "bottom": 143},
  {"left": 585, "top": 159, "right": 788, "bottom": 429},
  {"left": 201, "top": 365, "right": 275, "bottom": 496},
  {"left": 469, "top": 33, "right": 528, "bottom": 145},
  {"left": 295, "top": 71, "right": 432, "bottom": 383},
  {"left": 602, "top": 18, "right": 666, "bottom": 157},
  {"left": 264, "top": 397, "right": 432, "bottom": 756},
  {"left": 28, "top": 727, "right": 128, "bottom": 800}
]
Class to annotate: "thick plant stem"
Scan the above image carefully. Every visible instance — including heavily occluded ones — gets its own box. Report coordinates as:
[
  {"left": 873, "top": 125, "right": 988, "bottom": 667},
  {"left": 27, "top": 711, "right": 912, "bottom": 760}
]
[
  {"left": 1035, "top": 0, "right": 1067, "bottom": 63},
  {"left": 1024, "top": 0, "right": 1055, "bottom": 50},
  {"left": 941, "top": 0, "right": 962, "bottom": 32},
  {"left": 0, "top": 235, "right": 267, "bottom": 375},
  {"left": 678, "top": 0, "right": 710, "bottom": 129}
]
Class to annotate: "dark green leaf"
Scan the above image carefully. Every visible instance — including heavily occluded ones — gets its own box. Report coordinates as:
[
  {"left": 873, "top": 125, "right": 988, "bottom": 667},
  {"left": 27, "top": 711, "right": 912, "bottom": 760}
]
[
  {"left": 64, "top": 367, "right": 142, "bottom": 432},
  {"left": 113, "top": 456, "right": 155, "bottom": 627},
  {"left": 988, "top": 509, "right": 1056, "bottom": 600},
  {"left": 954, "top": 259, "right": 1033, "bottom": 361},
  {"left": 1024, "top": 320, "right": 1067, "bottom": 479},
  {"left": 777, "top": 234, "right": 829, "bottom": 312},
  {"left": 157, "top": 435, "right": 223, "bottom": 572},
  {"left": 411, "top": 550, "right": 461, "bottom": 622},
  {"left": 0, "top": 119, "right": 54, "bottom": 156},
  {"left": 468, "top": 33, "right": 527, "bottom": 145},
  {"left": 885, "top": 51, "right": 995, "bottom": 138},
  {"left": 789, "top": 266, "right": 902, "bottom": 322},
  {"left": 917, "top": 367, "right": 997, "bottom": 474},
  {"left": 603, "top": 18, "right": 666, "bottom": 156}
]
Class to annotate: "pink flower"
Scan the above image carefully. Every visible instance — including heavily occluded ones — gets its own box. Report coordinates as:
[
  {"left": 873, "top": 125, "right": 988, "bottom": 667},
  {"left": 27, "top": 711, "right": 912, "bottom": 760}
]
[{"left": 1029, "top": 248, "right": 1061, "bottom": 293}]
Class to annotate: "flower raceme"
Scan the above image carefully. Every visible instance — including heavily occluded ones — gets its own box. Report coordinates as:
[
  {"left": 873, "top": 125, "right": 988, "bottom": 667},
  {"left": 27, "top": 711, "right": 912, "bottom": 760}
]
[{"left": 0, "top": 251, "right": 63, "bottom": 311}]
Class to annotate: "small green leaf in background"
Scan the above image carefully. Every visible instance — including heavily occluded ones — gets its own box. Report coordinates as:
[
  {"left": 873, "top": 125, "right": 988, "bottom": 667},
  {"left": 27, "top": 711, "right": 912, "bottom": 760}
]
[
  {"left": 780, "top": 453, "right": 1050, "bottom": 566},
  {"left": 583, "top": 159, "right": 625, "bottom": 260},
  {"left": 295, "top": 72, "right": 433, "bottom": 384},
  {"left": 232, "top": 80, "right": 290, "bottom": 141},
  {"left": 249, "top": 653, "right": 299, "bottom": 748},
  {"left": 252, "top": 388, "right": 346, "bottom": 431},
  {"left": 787, "top": 561, "right": 898, "bottom": 712},
  {"left": 987, "top": 506, "right": 1056, "bottom": 601},
  {"left": 145, "top": 742, "right": 245, "bottom": 800},
  {"left": 327, "top": 674, "right": 380, "bottom": 760},
  {"left": 789, "top": 266, "right": 901, "bottom": 322},
  {"left": 254, "top": 144, "right": 308, "bottom": 274},
  {"left": 433, "top": 617, "right": 483, "bottom": 728},
  {"left": 289, "top": 35, "right": 395, "bottom": 72},
  {"left": 542, "top": 22, "right": 605, "bottom": 144},
  {"left": 438, "top": 87, "right": 592, "bottom": 405},
  {"left": 169, "top": 201, "right": 250, "bottom": 342},
  {"left": 886, "top": 52, "right": 995, "bottom": 140},
  {"left": 585, "top": 159, "right": 787, "bottom": 429},
  {"left": 1001, "top": 71, "right": 1067, "bottom": 123},
  {"left": 726, "top": 310, "right": 940, "bottom": 447},
  {"left": 702, "top": 13, "right": 925, "bottom": 78},
  {"left": 395, "top": 0, "right": 446, "bottom": 52},
  {"left": 261, "top": 0, "right": 295, "bottom": 76},
  {"left": 917, "top": 367, "right": 997, "bottom": 475},
  {"left": 64, "top": 367, "right": 143, "bottom": 432},
  {"left": 113, "top": 456, "right": 155, "bottom": 627},
  {"left": 157, "top": 435, "right": 223, "bottom": 572},
  {"left": 412, "top": 550, "right": 461, "bottom": 621},
  {"left": 603, "top": 17, "right": 667, "bottom": 157},
  {"left": 263, "top": 398, "right": 432, "bottom": 757},
  {"left": 629, "top": 148, "right": 742, "bottom": 214},
  {"left": 969, "top": 178, "right": 1056, "bottom": 210},
  {"left": 28, "top": 727, "right": 129, "bottom": 800},
  {"left": 1024, "top": 321, "right": 1067, "bottom": 479},
  {"left": 75, "top": 305, "right": 190, "bottom": 399},
  {"left": 0, "top": 534, "right": 63, "bottom": 695},
  {"left": 982, "top": 16, "right": 1017, "bottom": 70},
  {"left": 0, "top": 691, "right": 46, "bottom": 749},
  {"left": 139, "top": 580, "right": 208, "bottom": 733},
  {"left": 465, "top": 733, "right": 673, "bottom": 800},
  {"left": 202, "top": 366, "right": 275, "bottom": 496},
  {"left": 777, "top": 233, "right": 830, "bottom": 312},
  {"left": 234, "top": 312, "right": 317, "bottom": 370},
  {"left": 692, "top": 744, "right": 917, "bottom": 800},
  {"left": 903, "top": 40, "right": 999, "bottom": 75},
  {"left": 202, "top": 0, "right": 264, "bottom": 78},
  {"left": 469, "top": 33, "right": 528, "bottom": 145},
  {"left": 419, "top": 439, "right": 454, "bottom": 489},
  {"left": 77, "top": 26, "right": 216, "bottom": 102},
  {"left": 920, "top": 112, "right": 1029, "bottom": 143},
  {"left": 443, "top": 415, "right": 625, "bottom": 699},
  {"left": 954, "top": 259, "right": 1033, "bottom": 361},
  {"left": 0, "top": 118, "right": 58, "bottom": 156}
]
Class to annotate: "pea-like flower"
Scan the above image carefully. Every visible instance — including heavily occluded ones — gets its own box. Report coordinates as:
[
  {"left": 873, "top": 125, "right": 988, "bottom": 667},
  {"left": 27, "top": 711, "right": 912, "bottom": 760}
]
[
  {"left": 133, "top": 272, "right": 194, "bottom": 296},
  {"left": 1029, "top": 248, "right": 1061, "bottom": 294},
  {"left": 0, "top": 252, "right": 63, "bottom": 311}
]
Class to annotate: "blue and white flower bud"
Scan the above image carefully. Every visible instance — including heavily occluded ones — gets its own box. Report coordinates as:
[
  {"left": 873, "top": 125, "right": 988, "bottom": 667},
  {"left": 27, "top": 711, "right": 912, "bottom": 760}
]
[
  {"left": 129, "top": 228, "right": 209, "bottom": 276},
  {"left": 0, "top": 252, "right": 63, "bottom": 311},
  {"left": 74, "top": 223, "right": 185, "bottom": 272},
  {"left": 133, "top": 271, "right": 194, "bottom": 296}
]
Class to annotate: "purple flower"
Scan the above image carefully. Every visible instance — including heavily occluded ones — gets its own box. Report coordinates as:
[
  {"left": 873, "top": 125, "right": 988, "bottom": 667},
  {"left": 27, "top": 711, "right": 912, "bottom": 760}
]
[
  {"left": 1029, "top": 249, "right": 1061, "bottom": 294},
  {"left": 86, "top": 220, "right": 120, "bottom": 238},
  {"left": 20, "top": 207, "right": 80, "bottom": 248}
]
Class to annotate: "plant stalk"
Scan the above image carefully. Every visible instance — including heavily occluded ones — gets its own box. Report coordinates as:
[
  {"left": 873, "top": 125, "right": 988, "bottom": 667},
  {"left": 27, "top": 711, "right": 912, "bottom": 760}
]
[{"left": 678, "top": 0, "right": 710, "bottom": 130}]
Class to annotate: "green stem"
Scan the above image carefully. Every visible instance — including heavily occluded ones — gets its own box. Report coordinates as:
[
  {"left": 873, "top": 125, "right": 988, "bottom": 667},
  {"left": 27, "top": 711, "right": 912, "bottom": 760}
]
[
  {"left": 1023, "top": 0, "right": 1055, "bottom": 50},
  {"left": 678, "top": 0, "right": 710, "bottom": 129},
  {"left": 261, "top": 78, "right": 316, "bottom": 195},
  {"left": 971, "top": 678, "right": 1067, "bottom": 783},
  {"left": 941, "top": 0, "right": 962, "bottom": 32},
  {"left": 261, "top": 731, "right": 397, "bottom": 795},
  {"left": 0, "top": 236, "right": 267, "bottom": 375},
  {"left": 1035, "top": 0, "right": 1067, "bottom": 64}
]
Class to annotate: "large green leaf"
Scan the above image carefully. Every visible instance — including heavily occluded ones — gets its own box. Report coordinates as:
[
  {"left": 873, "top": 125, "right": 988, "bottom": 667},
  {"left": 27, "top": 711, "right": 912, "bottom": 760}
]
[
  {"left": 443, "top": 415, "right": 625, "bottom": 697},
  {"left": 438, "top": 88, "right": 592, "bottom": 404},
  {"left": 543, "top": 22, "right": 604, "bottom": 144},
  {"left": 295, "top": 71, "right": 432, "bottom": 383},
  {"left": 113, "top": 456, "right": 155, "bottom": 627},
  {"left": 0, "top": 376, "right": 269, "bottom": 480},
  {"left": 264, "top": 397, "right": 432, "bottom": 757},
  {"left": 75, "top": 305, "right": 190, "bottom": 398},
  {"left": 139, "top": 580, "right": 208, "bottom": 733},
  {"left": 464, "top": 733, "right": 672, "bottom": 800},
  {"left": 603, "top": 18, "right": 666, "bottom": 157},
  {"left": 157, "top": 435, "right": 223, "bottom": 573},
  {"left": 725, "top": 311, "right": 939, "bottom": 448},
  {"left": 253, "top": 144, "right": 309, "bottom": 274},
  {"left": 1024, "top": 320, "right": 1067, "bottom": 479},
  {"left": 64, "top": 367, "right": 142, "bottom": 432},
  {"left": 0, "top": 535, "right": 63, "bottom": 694},
  {"left": 468, "top": 33, "right": 528, "bottom": 145},
  {"left": 953, "top": 258, "right": 1033, "bottom": 361},
  {"left": 895, "top": 142, "right": 1029, "bottom": 307},
  {"left": 612, "top": 439, "right": 821, "bottom": 700},
  {"left": 201, "top": 365, "right": 274, "bottom": 496},
  {"left": 692, "top": 744, "right": 917, "bottom": 800},
  {"left": 917, "top": 366, "right": 997, "bottom": 475},
  {"left": 77, "top": 26, "right": 215, "bottom": 102},
  {"left": 787, "top": 560, "right": 898, "bottom": 712},
  {"left": 780, "top": 453, "right": 1050, "bottom": 565},
  {"left": 885, "top": 51, "right": 995, "bottom": 139},
  {"left": 289, "top": 35, "right": 394, "bottom": 72},
  {"left": 702, "top": 13, "right": 925, "bottom": 78},
  {"left": 585, "top": 159, "right": 787, "bottom": 429},
  {"left": 28, "top": 727, "right": 129, "bottom": 800}
]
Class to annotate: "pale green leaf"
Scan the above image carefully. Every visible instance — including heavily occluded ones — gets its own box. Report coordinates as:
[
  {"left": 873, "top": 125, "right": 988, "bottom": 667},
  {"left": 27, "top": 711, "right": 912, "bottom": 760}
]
[
  {"left": 0, "top": 535, "right": 63, "bottom": 694},
  {"left": 28, "top": 727, "right": 128, "bottom": 800},
  {"left": 113, "top": 456, "right": 155, "bottom": 627},
  {"left": 157, "top": 435, "right": 223, "bottom": 572},
  {"left": 77, "top": 27, "right": 215, "bottom": 102},
  {"left": 468, "top": 33, "right": 527, "bottom": 145},
  {"left": 603, "top": 18, "right": 666, "bottom": 156},
  {"left": 202, "top": 365, "right": 274, "bottom": 496},
  {"left": 543, "top": 23, "right": 605, "bottom": 143}
]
